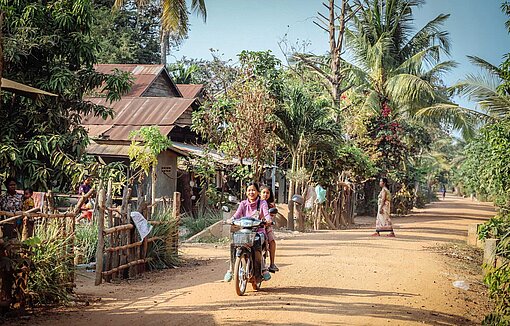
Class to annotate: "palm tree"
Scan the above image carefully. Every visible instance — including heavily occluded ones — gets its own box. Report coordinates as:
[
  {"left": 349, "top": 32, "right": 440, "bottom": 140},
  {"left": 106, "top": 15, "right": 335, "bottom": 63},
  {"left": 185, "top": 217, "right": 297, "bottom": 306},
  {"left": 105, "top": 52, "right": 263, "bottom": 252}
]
[
  {"left": 417, "top": 56, "right": 510, "bottom": 128},
  {"left": 114, "top": 0, "right": 207, "bottom": 64},
  {"left": 344, "top": 0, "right": 456, "bottom": 118},
  {"left": 273, "top": 85, "right": 341, "bottom": 230}
]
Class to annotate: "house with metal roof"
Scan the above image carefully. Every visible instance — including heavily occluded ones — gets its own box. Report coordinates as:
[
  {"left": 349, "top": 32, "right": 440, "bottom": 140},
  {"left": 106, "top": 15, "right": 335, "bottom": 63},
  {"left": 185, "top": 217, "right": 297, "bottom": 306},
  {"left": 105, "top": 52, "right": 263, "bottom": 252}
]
[{"left": 83, "top": 64, "right": 206, "bottom": 203}]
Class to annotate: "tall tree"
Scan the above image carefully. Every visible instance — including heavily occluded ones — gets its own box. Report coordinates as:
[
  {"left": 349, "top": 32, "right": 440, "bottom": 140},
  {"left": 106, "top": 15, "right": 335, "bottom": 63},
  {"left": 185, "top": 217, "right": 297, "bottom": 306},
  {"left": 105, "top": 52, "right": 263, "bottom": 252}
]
[
  {"left": 273, "top": 85, "right": 341, "bottom": 230},
  {"left": 0, "top": 0, "right": 132, "bottom": 190},
  {"left": 92, "top": 0, "right": 161, "bottom": 64},
  {"left": 114, "top": 0, "right": 207, "bottom": 64},
  {"left": 294, "top": 0, "right": 352, "bottom": 110}
]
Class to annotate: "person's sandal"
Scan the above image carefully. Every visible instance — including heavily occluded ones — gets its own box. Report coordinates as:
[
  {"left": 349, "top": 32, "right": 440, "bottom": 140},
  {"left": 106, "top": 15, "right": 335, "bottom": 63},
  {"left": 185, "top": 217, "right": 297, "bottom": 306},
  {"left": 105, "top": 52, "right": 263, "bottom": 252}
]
[
  {"left": 224, "top": 270, "right": 233, "bottom": 282},
  {"left": 386, "top": 233, "right": 396, "bottom": 237},
  {"left": 262, "top": 270, "right": 271, "bottom": 281},
  {"left": 371, "top": 232, "right": 380, "bottom": 236},
  {"left": 268, "top": 264, "right": 279, "bottom": 273}
]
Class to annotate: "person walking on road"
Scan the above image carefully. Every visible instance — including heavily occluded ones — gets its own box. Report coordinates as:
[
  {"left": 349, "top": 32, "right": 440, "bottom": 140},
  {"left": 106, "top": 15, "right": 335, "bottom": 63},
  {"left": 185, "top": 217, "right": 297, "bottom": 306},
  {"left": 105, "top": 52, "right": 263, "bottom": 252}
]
[{"left": 372, "top": 178, "right": 395, "bottom": 237}]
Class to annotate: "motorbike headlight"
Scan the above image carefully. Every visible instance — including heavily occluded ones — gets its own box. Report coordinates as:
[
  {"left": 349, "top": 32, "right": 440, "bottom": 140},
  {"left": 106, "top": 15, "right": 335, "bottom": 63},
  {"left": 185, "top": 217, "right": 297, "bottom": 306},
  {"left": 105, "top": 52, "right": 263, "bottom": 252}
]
[{"left": 240, "top": 219, "right": 253, "bottom": 228}]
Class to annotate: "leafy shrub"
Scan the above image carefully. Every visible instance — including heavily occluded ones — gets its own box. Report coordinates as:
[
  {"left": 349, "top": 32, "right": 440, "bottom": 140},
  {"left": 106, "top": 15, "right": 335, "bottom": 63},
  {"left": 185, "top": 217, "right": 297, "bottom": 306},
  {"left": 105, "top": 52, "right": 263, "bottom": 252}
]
[
  {"left": 180, "top": 208, "right": 222, "bottom": 240},
  {"left": 392, "top": 185, "right": 414, "bottom": 215},
  {"left": 479, "top": 213, "right": 510, "bottom": 323},
  {"left": 479, "top": 214, "right": 510, "bottom": 243},
  {"left": 414, "top": 191, "right": 428, "bottom": 208}
]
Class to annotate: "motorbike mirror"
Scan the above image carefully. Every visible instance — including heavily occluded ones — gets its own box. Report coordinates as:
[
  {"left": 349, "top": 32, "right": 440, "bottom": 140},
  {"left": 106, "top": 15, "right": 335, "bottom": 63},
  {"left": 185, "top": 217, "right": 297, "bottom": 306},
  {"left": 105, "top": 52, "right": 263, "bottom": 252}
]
[
  {"left": 291, "top": 194, "right": 304, "bottom": 205},
  {"left": 268, "top": 207, "right": 278, "bottom": 215},
  {"left": 222, "top": 205, "right": 230, "bottom": 213}
]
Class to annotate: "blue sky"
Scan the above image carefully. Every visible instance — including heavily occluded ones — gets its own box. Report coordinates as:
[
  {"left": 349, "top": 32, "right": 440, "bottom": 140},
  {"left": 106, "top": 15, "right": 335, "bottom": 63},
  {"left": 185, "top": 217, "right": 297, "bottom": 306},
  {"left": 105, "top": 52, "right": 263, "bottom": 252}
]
[{"left": 172, "top": 0, "right": 509, "bottom": 109}]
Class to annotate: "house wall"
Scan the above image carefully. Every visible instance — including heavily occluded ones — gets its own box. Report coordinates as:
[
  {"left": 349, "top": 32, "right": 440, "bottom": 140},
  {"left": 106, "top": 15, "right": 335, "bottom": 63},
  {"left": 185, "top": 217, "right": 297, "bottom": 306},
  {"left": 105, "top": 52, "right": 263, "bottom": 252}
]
[
  {"left": 153, "top": 149, "right": 178, "bottom": 199},
  {"left": 143, "top": 74, "right": 180, "bottom": 97}
]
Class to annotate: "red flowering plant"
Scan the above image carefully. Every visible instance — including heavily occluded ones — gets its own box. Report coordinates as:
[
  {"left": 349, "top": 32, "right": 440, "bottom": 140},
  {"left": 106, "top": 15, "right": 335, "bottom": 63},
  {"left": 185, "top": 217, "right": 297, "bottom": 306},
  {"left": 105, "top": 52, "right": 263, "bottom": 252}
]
[{"left": 365, "top": 101, "right": 408, "bottom": 172}]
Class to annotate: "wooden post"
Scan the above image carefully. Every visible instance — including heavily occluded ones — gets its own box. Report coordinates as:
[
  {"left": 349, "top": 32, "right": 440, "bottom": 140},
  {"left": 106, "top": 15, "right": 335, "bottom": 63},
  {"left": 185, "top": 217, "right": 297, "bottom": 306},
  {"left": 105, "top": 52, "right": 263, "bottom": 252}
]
[
  {"left": 95, "top": 189, "right": 106, "bottom": 286},
  {"left": 47, "top": 190, "right": 55, "bottom": 214},
  {"left": 172, "top": 192, "right": 181, "bottom": 255},
  {"left": 106, "top": 179, "right": 113, "bottom": 228},
  {"left": 151, "top": 167, "right": 157, "bottom": 216}
]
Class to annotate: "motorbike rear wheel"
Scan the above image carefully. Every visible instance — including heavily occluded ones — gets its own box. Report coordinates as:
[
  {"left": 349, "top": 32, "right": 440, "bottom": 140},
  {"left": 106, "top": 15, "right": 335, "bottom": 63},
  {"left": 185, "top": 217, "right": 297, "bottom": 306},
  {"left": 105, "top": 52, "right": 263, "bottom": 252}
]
[{"left": 234, "top": 256, "right": 248, "bottom": 296}]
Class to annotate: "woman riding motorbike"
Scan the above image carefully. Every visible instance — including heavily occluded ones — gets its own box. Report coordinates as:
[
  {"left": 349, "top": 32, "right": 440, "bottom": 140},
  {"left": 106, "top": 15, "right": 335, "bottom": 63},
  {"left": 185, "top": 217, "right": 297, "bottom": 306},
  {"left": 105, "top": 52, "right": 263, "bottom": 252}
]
[{"left": 224, "top": 182, "right": 272, "bottom": 282}]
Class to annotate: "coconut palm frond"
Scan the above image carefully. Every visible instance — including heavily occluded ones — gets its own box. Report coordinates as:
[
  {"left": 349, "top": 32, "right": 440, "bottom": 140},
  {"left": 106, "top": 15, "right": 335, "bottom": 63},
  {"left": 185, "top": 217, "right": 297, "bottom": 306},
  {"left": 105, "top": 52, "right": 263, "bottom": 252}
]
[
  {"left": 191, "top": 0, "right": 207, "bottom": 21},
  {"left": 421, "top": 60, "right": 458, "bottom": 81},
  {"left": 386, "top": 73, "right": 437, "bottom": 105},
  {"left": 361, "top": 90, "right": 380, "bottom": 113},
  {"left": 393, "top": 45, "right": 440, "bottom": 75},
  {"left": 415, "top": 103, "right": 488, "bottom": 139},
  {"left": 161, "top": 0, "right": 188, "bottom": 35},
  {"left": 467, "top": 55, "right": 503, "bottom": 77},
  {"left": 454, "top": 73, "right": 510, "bottom": 118},
  {"left": 401, "top": 13, "right": 451, "bottom": 57}
]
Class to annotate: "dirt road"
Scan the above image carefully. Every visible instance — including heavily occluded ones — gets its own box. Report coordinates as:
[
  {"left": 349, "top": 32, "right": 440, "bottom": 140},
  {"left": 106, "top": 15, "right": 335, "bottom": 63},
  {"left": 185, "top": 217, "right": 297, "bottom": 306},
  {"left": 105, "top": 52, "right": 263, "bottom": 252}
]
[{"left": 29, "top": 195, "right": 495, "bottom": 325}]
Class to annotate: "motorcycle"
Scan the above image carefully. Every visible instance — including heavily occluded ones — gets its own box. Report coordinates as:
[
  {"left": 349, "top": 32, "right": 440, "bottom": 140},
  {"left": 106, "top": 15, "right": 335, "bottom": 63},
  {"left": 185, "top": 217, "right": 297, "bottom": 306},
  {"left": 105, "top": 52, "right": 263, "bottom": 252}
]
[{"left": 229, "top": 207, "right": 278, "bottom": 296}]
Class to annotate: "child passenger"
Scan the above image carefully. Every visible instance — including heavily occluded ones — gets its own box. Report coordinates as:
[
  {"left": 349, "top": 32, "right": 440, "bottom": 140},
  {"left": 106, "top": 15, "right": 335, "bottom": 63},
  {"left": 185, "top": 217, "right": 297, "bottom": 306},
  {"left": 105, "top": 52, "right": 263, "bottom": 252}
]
[{"left": 260, "top": 186, "right": 279, "bottom": 273}]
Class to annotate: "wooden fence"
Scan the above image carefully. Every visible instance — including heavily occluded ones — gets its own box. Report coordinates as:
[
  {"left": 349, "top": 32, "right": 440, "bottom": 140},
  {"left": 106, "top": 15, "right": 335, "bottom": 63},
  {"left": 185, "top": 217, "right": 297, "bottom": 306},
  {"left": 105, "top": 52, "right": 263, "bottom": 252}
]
[
  {"left": 0, "top": 189, "right": 94, "bottom": 302},
  {"left": 308, "top": 182, "right": 356, "bottom": 230},
  {"left": 94, "top": 183, "right": 180, "bottom": 285}
]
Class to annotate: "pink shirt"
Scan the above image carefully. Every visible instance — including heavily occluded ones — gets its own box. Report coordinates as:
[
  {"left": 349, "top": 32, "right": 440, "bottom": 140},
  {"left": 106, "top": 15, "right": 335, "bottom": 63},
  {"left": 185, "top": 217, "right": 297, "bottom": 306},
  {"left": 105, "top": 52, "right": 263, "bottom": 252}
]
[{"left": 232, "top": 199, "right": 271, "bottom": 233}]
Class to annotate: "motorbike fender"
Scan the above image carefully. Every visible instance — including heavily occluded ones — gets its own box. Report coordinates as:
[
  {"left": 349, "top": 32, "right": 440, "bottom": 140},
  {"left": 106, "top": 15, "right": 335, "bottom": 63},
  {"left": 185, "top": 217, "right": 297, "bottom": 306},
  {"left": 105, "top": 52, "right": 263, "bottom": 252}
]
[
  {"left": 235, "top": 247, "right": 250, "bottom": 257},
  {"left": 253, "top": 233, "right": 265, "bottom": 250}
]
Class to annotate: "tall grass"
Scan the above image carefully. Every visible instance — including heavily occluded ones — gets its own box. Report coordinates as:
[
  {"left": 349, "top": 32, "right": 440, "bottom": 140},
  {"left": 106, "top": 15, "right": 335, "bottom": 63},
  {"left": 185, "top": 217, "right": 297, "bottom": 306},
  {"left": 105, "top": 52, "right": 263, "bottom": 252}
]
[
  {"left": 146, "top": 205, "right": 180, "bottom": 270},
  {"left": 75, "top": 222, "right": 98, "bottom": 264},
  {"left": 27, "top": 219, "right": 74, "bottom": 304}
]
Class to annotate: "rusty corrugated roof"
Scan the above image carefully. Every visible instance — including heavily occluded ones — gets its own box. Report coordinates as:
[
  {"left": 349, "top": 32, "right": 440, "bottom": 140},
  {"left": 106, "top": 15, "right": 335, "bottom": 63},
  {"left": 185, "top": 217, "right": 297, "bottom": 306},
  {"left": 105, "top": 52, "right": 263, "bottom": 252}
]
[
  {"left": 100, "top": 125, "right": 175, "bottom": 141},
  {"left": 176, "top": 84, "right": 204, "bottom": 99},
  {"left": 86, "top": 140, "right": 247, "bottom": 164},
  {"left": 83, "top": 97, "right": 195, "bottom": 141},
  {"left": 85, "top": 124, "right": 112, "bottom": 137},
  {"left": 94, "top": 64, "right": 173, "bottom": 97}
]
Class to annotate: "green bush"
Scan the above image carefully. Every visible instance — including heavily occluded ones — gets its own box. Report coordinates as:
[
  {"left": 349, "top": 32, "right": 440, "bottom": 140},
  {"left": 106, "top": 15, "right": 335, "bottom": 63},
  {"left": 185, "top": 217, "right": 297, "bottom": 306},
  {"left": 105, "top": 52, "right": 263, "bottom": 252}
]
[
  {"left": 479, "top": 213, "right": 510, "bottom": 323},
  {"left": 180, "top": 208, "right": 222, "bottom": 240},
  {"left": 414, "top": 191, "right": 428, "bottom": 208},
  {"left": 392, "top": 185, "right": 414, "bottom": 215}
]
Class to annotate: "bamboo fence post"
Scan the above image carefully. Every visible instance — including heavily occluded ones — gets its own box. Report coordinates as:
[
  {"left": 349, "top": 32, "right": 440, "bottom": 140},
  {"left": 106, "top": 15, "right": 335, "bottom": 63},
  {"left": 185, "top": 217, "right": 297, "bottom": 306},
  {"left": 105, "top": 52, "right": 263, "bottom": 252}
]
[
  {"left": 118, "top": 186, "right": 131, "bottom": 279},
  {"left": 127, "top": 201, "right": 136, "bottom": 278},
  {"left": 104, "top": 179, "right": 113, "bottom": 282},
  {"left": 106, "top": 179, "right": 113, "bottom": 228},
  {"left": 151, "top": 168, "right": 157, "bottom": 216},
  {"left": 95, "top": 189, "right": 106, "bottom": 286},
  {"left": 47, "top": 190, "right": 55, "bottom": 214},
  {"left": 171, "top": 192, "right": 181, "bottom": 255}
]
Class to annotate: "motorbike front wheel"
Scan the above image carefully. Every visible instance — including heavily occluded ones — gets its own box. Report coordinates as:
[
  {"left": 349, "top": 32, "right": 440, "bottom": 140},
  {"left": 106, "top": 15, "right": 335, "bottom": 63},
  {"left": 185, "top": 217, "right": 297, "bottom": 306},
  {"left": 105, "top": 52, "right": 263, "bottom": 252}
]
[
  {"left": 251, "top": 280, "right": 262, "bottom": 291},
  {"left": 234, "top": 255, "right": 248, "bottom": 296}
]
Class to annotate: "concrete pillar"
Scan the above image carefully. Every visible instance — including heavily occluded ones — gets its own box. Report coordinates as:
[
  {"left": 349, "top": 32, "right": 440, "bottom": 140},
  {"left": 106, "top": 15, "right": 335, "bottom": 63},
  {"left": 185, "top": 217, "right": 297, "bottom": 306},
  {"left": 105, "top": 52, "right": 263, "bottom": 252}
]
[
  {"left": 467, "top": 223, "right": 481, "bottom": 246},
  {"left": 483, "top": 238, "right": 498, "bottom": 268}
]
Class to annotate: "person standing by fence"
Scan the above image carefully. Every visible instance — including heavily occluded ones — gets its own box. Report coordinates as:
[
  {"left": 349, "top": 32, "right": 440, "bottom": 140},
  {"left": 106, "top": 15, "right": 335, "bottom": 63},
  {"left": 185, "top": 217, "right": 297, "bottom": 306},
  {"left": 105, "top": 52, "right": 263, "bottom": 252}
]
[{"left": 0, "top": 177, "right": 24, "bottom": 238}]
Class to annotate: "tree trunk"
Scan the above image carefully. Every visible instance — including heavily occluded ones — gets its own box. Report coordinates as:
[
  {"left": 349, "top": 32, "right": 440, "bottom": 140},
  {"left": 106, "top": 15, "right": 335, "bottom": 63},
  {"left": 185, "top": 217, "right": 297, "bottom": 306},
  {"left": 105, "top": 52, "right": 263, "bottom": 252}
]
[
  {"left": 160, "top": 30, "right": 168, "bottom": 65},
  {"left": 328, "top": 0, "right": 347, "bottom": 112},
  {"left": 0, "top": 11, "right": 4, "bottom": 112},
  {"left": 287, "top": 155, "right": 296, "bottom": 230}
]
